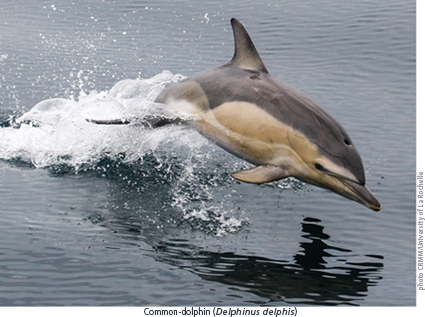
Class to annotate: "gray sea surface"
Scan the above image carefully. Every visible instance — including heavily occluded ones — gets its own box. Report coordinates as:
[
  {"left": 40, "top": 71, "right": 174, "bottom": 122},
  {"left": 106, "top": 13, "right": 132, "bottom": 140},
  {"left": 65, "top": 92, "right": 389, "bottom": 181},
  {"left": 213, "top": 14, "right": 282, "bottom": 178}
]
[{"left": 0, "top": 0, "right": 415, "bottom": 306}]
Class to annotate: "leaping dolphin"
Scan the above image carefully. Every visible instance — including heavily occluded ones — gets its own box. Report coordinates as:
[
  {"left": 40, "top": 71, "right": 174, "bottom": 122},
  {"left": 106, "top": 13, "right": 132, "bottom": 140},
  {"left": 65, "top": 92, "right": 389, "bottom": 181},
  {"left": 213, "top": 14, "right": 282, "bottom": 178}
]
[{"left": 93, "top": 18, "right": 381, "bottom": 211}]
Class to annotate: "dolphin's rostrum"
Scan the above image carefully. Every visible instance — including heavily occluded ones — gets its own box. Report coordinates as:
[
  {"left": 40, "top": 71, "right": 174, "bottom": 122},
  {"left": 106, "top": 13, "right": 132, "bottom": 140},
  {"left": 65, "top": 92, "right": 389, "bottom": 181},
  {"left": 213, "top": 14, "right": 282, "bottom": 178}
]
[{"left": 95, "top": 18, "right": 381, "bottom": 211}]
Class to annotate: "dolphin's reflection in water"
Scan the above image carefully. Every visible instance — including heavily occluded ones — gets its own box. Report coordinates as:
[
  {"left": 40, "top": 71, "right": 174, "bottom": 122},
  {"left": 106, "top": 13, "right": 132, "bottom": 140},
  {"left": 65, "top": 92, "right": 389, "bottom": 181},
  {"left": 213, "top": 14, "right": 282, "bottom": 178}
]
[
  {"left": 78, "top": 159, "right": 383, "bottom": 305},
  {"left": 151, "top": 217, "right": 383, "bottom": 305}
]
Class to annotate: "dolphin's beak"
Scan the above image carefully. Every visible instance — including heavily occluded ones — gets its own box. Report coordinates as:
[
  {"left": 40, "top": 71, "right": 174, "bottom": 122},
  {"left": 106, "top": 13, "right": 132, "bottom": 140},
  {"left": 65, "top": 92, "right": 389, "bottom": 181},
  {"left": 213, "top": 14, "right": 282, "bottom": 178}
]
[{"left": 339, "top": 178, "right": 381, "bottom": 211}]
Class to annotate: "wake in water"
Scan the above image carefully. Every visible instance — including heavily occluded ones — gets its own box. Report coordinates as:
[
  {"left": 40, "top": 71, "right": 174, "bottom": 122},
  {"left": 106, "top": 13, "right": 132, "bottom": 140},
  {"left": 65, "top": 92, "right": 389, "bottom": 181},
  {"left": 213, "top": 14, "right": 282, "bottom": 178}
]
[
  {"left": 0, "top": 71, "right": 253, "bottom": 236},
  {"left": 0, "top": 71, "right": 190, "bottom": 169}
]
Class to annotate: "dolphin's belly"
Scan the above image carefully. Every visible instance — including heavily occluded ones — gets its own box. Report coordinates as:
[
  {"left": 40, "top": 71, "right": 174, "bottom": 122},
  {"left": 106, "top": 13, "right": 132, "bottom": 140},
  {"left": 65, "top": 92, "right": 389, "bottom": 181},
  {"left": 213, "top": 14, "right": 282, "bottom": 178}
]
[{"left": 192, "top": 101, "right": 308, "bottom": 169}]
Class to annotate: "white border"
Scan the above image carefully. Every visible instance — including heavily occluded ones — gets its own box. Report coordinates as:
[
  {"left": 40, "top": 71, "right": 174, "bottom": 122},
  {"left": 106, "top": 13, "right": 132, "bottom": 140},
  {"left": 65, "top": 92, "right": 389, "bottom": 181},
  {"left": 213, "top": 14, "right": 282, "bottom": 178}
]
[
  {"left": 0, "top": 1, "right": 422, "bottom": 315},
  {"left": 417, "top": 0, "right": 424, "bottom": 313}
]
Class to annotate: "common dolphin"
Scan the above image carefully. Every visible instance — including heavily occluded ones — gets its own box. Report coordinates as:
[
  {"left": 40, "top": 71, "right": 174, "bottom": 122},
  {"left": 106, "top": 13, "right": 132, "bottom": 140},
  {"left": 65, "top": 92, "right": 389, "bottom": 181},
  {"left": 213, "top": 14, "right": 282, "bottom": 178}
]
[
  {"left": 154, "top": 18, "right": 380, "bottom": 211},
  {"left": 93, "top": 18, "right": 381, "bottom": 211}
]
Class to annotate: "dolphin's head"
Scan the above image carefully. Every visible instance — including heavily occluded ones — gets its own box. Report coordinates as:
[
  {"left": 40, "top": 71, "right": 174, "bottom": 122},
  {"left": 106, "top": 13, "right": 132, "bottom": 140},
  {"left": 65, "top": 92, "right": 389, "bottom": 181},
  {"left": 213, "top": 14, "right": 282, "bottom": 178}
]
[
  {"left": 288, "top": 121, "right": 381, "bottom": 211},
  {"left": 300, "top": 158, "right": 381, "bottom": 212}
]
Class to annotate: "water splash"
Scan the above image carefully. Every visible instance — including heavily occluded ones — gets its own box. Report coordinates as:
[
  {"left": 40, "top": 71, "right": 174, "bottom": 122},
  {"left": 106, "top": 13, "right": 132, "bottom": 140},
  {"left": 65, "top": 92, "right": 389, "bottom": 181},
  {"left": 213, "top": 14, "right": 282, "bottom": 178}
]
[
  {"left": 170, "top": 148, "right": 249, "bottom": 237},
  {"left": 0, "top": 71, "right": 250, "bottom": 236},
  {"left": 0, "top": 71, "right": 186, "bottom": 169}
]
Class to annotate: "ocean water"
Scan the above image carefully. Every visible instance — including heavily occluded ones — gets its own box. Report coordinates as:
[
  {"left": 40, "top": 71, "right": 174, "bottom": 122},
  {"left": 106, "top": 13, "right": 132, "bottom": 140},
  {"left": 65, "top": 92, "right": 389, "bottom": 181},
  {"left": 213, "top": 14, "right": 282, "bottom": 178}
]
[{"left": 0, "top": 0, "right": 415, "bottom": 306}]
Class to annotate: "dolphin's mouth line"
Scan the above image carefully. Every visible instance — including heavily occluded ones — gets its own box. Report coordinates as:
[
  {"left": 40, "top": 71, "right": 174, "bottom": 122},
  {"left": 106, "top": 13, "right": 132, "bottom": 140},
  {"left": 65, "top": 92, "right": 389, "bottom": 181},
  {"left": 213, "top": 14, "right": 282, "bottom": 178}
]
[{"left": 338, "top": 178, "right": 381, "bottom": 211}]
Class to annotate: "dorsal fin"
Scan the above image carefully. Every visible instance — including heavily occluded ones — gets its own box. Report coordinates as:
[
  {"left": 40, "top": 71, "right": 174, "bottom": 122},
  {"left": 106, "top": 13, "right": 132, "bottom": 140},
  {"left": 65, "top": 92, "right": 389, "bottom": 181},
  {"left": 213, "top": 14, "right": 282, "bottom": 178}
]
[{"left": 228, "top": 18, "right": 268, "bottom": 73}]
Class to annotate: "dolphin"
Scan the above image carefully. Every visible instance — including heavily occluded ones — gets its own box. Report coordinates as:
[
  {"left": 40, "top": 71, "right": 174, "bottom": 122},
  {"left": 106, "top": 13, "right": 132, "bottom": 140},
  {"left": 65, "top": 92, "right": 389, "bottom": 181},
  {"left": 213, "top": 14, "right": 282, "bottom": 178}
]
[{"left": 93, "top": 18, "right": 381, "bottom": 211}]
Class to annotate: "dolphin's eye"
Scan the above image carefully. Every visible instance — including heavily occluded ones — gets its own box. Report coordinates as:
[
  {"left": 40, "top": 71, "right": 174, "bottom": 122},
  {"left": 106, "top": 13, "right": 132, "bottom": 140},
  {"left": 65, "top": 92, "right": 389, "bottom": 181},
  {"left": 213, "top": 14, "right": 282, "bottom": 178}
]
[
  {"left": 344, "top": 138, "right": 351, "bottom": 145},
  {"left": 315, "top": 163, "right": 325, "bottom": 171}
]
